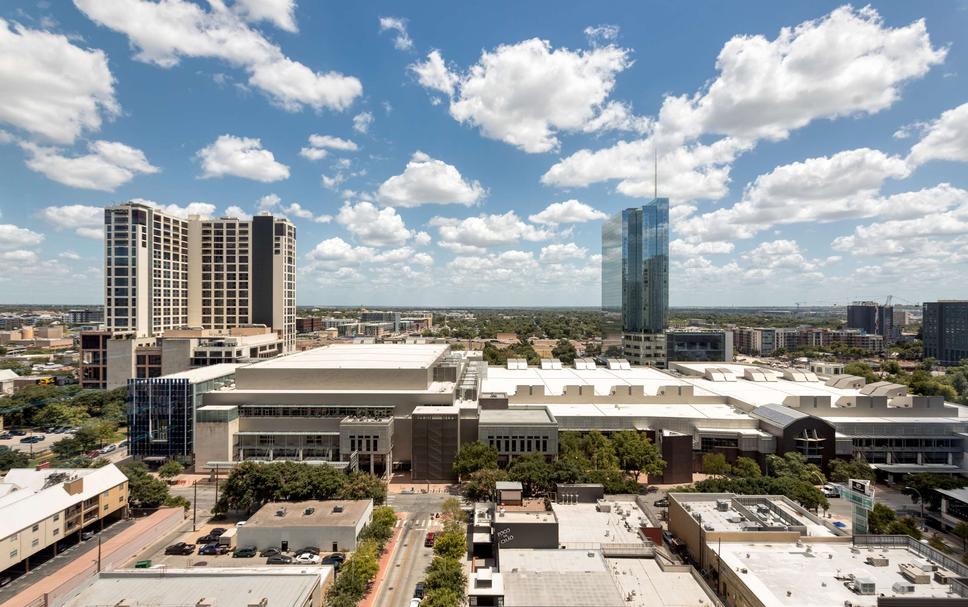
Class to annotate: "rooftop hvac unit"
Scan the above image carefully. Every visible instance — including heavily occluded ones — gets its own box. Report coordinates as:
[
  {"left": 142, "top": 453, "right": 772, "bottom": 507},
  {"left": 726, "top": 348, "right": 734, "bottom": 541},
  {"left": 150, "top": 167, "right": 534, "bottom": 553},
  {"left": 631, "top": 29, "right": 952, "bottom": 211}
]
[
  {"left": 892, "top": 582, "right": 915, "bottom": 594},
  {"left": 865, "top": 556, "right": 889, "bottom": 567},
  {"left": 854, "top": 578, "right": 876, "bottom": 595},
  {"left": 333, "top": 505, "right": 344, "bottom": 513},
  {"left": 692, "top": 512, "right": 702, "bottom": 522},
  {"left": 703, "top": 524, "right": 715, "bottom": 531},
  {"left": 304, "top": 507, "right": 315, "bottom": 516},
  {"left": 275, "top": 507, "right": 287, "bottom": 517},
  {"left": 716, "top": 499, "right": 730, "bottom": 512}
]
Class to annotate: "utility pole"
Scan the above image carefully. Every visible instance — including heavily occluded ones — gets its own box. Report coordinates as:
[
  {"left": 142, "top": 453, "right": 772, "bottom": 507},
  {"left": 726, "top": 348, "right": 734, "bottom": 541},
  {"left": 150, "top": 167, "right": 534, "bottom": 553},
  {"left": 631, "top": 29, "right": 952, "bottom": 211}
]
[
  {"left": 97, "top": 536, "right": 102, "bottom": 573},
  {"left": 192, "top": 480, "right": 198, "bottom": 532}
]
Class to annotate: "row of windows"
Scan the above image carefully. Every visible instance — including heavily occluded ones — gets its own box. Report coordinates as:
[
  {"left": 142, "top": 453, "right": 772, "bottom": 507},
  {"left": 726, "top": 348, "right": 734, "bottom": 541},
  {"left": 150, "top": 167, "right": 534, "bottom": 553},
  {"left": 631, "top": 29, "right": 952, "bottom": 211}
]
[
  {"left": 485, "top": 435, "right": 550, "bottom": 454},
  {"left": 239, "top": 406, "right": 393, "bottom": 418},
  {"left": 349, "top": 435, "right": 380, "bottom": 453}
]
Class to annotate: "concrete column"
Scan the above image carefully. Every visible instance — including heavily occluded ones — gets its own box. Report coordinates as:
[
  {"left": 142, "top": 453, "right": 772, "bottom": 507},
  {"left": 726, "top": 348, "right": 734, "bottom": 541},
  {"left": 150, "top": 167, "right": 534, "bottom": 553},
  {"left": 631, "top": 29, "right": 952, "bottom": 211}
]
[{"left": 369, "top": 456, "right": 374, "bottom": 475}]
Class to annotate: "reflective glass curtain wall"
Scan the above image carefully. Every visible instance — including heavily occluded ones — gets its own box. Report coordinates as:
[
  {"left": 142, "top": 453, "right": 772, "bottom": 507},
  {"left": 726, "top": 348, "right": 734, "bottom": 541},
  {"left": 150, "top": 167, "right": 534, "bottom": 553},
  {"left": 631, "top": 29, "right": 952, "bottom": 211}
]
[{"left": 602, "top": 199, "right": 669, "bottom": 334}]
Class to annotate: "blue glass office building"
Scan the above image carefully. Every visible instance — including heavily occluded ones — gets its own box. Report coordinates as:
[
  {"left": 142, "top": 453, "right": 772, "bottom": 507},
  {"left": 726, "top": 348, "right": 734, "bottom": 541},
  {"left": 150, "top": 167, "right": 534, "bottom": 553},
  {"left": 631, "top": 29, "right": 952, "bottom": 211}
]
[{"left": 601, "top": 198, "right": 670, "bottom": 334}]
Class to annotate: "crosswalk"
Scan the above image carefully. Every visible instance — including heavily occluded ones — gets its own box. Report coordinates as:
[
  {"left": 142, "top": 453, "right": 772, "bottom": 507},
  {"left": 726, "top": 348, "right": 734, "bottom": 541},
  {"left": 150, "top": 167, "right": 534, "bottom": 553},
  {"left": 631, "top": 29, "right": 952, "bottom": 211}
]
[{"left": 395, "top": 517, "right": 434, "bottom": 529}]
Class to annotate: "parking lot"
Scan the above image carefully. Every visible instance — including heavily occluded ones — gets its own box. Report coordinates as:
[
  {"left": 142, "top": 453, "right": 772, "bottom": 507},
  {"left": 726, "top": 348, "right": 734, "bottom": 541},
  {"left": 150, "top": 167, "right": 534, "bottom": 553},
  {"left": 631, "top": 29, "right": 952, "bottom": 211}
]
[
  {"left": 0, "top": 430, "right": 71, "bottom": 454},
  {"left": 133, "top": 520, "right": 347, "bottom": 570}
]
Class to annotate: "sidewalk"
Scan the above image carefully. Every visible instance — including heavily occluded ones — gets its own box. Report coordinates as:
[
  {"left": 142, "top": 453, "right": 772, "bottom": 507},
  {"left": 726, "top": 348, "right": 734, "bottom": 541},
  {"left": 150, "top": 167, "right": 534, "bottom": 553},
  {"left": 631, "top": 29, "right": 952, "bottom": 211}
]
[
  {"left": 0, "top": 509, "right": 183, "bottom": 607},
  {"left": 359, "top": 513, "right": 406, "bottom": 607}
]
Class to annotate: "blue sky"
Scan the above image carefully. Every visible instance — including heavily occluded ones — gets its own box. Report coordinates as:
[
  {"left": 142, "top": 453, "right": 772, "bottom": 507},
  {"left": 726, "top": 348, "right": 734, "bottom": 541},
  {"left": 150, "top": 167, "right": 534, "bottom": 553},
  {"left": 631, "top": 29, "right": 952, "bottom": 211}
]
[{"left": 0, "top": 1, "right": 966, "bottom": 307}]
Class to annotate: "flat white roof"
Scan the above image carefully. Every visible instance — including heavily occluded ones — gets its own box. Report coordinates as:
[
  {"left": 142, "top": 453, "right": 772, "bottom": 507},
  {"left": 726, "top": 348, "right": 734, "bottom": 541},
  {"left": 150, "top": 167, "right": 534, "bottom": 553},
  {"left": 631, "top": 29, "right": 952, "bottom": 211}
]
[
  {"left": 499, "top": 549, "right": 625, "bottom": 607},
  {"left": 244, "top": 343, "right": 448, "bottom": 370},
  {"left": 552, "top": 501, "right": 648, "bottom": 547},
  {"left": 606, "top": 557, "right": 714, "bottom": 607},
  {"left": 61, "top": 568, "right": 327, "bottom": 607},
  {"left": 544, "top": 403, "right": 750, "bottom": 421},
  {"left": 481, "top": 366, "right": 709, "bottom": 397},
  {"left": 714, "top": 541, "right": 962, "bottom": 606},
  {"left": 161, "top": 363, "right": 241, "bottom": 383},
  {"left": 678, "top": 495, "right": 836, "bottom": 536}
]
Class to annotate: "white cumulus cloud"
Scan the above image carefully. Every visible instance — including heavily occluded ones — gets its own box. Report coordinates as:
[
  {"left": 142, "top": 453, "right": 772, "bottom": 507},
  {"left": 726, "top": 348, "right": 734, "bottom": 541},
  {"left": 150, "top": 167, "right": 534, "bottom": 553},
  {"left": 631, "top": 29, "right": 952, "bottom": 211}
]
[
  {"left": 379, "top": 17, "right": 412, "bottom": 50},
  {"left": 22, "top": 140, "right": 159, "bottom": 191},
  {"left": 336, "top": 201, "right": 412, "bottom": 247},
  {"left": 74, "top": 0, "right": 362, "bottom": 112},
  {"left": 529, "top": 200, "right": 606, "bottom": 225},
  {"left": 377, "top": 151, "right": 485, "bottom": 207},
  {"left": 197, "top": 134, "right": 289, "bottom": 182}
]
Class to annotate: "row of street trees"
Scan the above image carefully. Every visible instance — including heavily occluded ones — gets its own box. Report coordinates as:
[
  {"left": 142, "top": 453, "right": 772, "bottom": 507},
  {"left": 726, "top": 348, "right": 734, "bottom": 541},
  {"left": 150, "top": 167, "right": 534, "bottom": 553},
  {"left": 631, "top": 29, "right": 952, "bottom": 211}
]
[
  {"left": 455, "top": 431, "right": 666, "bottom": 501},
  {"left": 421, "top": 497, "right": 469, "bottom": 607},
  {"left": 325, "top": 506, "right": 396, "bottom": 607}
]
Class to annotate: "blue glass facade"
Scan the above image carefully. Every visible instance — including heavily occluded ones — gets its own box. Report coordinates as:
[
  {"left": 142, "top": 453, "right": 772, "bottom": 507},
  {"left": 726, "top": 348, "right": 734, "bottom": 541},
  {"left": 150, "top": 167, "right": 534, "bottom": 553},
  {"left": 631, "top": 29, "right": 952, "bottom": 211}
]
[{"left": 601, "top": 198, "right": 669, "bottom": 334}]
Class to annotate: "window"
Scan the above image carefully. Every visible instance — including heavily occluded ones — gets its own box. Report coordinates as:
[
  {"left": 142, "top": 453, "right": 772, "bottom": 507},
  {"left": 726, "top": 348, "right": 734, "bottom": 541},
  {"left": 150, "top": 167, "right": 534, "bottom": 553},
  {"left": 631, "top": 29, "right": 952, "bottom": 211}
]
[
  {"left": 31, "top": 539, "right": 39, "bottom": 547},
  {"left": 9, "top": 550, "right": 16, "bottom": 558},
  {"left": 53, "top": 514, "right": 59, "bottom": 521},
  {"left": 31, "top": 524, "right": 39, "bottom": 532},
  {"left": 53, "top": 529, "right": 59, "bottom": 536}
]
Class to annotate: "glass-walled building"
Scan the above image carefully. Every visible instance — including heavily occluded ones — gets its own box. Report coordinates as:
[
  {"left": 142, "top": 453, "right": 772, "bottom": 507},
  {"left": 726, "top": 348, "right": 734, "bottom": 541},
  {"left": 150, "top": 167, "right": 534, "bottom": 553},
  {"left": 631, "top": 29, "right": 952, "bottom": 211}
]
[
  {"left": 601, "top": 198, "right": 670, "bottom": 366},
  {"left": 128, "top": 364, "right": 239, "bottom": 464}
]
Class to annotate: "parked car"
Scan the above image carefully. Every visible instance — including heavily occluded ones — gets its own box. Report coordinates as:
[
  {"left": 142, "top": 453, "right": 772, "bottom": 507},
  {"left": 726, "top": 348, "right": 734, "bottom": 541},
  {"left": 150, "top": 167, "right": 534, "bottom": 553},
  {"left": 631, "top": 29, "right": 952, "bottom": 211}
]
[
  {"left": 86, "top": 450, "right": 101, "bottom": 458},
  {"left": 321, "top": 554, "right": 345, "bottom": 570},
  {"left": 0, "top": 575, "right": 13, "bottom": 588},
  {"left": 209, "top": 527, "right": 227, "bottom": 537},
  {"left": 414, "top": 582, "right": 426, "bottom": 599},
  {"left": 118, "top": 440, "right": 128, "bottom": 448},
  {"left": 0, "top": 433, "right": 12, "bottom": 440},
  {"left": 198, "top": 544, "right": 228, "bottom": 556},
  {"left": 233, "top": 546, "right": 257, "bottom": 558},
  {"left": 196, "top": 534, "right": 217, "bottom": 544},
  {"left": 296, "top": 546, "right": 319, "bottom": 555},
  {"left": 822, "top": 484, "right": 840, "bottom": 498},
  {"left": 653, "top": 498, "right": 669, "bottom": 508},
  {"left": 409, "top": 599, "right": 422, "bottom": 607},
  {"left": 81, "top": 531, "right": 96, "bottom": 541},
  {"left": 424, "top": 532, "right": 437, "bottom": 547},
  {"left": 20, "top": 435, "right": 43, "bottom": 444},
  {"left": 260, "top": 547, "right": 282, "bottom": 557},
  {"left": 164, "top": 542, "right": 196, "bottom": 555},
  {"left": 99, "top": 444, "right": 117, "bottom": 454},
  {"left": 294, "top": 553, "right": 321, "bottom": 564},
  {"left": 8, "top": 430, "right": 26, "bottom": 437},
  {"left": 266, "top": 555, "right": 294, "bottom": 565}
]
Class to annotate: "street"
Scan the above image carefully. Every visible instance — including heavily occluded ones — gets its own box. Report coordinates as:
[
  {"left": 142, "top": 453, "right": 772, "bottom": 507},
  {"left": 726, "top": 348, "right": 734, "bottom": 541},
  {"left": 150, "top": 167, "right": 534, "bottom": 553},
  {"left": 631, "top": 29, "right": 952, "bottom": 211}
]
[{"left": 377, "top": 491, "right": 453, "bottom": 607}]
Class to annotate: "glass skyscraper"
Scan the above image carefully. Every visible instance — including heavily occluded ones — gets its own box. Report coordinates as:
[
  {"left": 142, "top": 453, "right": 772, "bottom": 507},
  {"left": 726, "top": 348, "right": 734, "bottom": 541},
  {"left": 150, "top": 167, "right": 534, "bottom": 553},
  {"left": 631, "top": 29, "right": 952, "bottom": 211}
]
[{"left": 601, "top": 198, "right": 670, "bottom": 334}]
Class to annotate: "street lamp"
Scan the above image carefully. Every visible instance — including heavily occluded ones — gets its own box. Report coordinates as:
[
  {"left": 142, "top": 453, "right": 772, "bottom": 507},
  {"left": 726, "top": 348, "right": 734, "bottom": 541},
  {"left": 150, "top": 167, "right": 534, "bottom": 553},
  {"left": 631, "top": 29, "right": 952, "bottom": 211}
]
[{"left": 905, "top": 486, "right": 926, "bottom": 530}]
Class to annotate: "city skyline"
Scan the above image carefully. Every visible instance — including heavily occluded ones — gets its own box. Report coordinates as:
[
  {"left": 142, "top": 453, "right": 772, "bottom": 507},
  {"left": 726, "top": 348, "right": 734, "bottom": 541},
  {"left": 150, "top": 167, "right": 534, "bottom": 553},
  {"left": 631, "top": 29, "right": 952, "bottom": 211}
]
[{"left": 0, "top": 2, "right": 967, "bottom": 307}]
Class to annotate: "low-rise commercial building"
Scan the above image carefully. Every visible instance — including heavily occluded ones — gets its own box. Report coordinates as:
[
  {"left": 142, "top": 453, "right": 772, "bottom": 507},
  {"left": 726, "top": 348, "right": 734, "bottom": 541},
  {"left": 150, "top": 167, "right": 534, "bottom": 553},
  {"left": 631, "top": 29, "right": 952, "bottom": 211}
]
[
  {"left": 237, "top": 500, "right": 373, "bottom": 553},
  {"left": 61, "top": 568, "right": 331, "bottom": 607},
  {"left": 0, "top": 465, "right": 128, "bottom": 574}
]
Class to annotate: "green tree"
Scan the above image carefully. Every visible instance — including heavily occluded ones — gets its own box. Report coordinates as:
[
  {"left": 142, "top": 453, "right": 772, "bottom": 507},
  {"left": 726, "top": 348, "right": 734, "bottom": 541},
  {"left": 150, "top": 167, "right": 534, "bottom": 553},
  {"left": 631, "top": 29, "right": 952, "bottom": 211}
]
[
  {"left": 433, "top": 529, "right": 467, "bottom": 560},
  {"left": 507, "top": 453, "right": 553, "bottom": 497},
  {"left": 0, "top": 448, "right": 29, "bottom": 471},
  {"left": 902, "top": 473, "right": 966, "bottom": 510},
  {"left": 731, "top": 456, "right": 762, "bottom": 479},
  {"left": 120, "top": 461, "right": 172, "bottom": 508},
  {"left": 953, "top": 522, "right": 968, "bottom": 552},
  {"left": 766, "top": 452, "right": 825, "bottom": 484},
  {"left": 33, "top": 402, "right": 89, "bottom": 428},
  {"left": 929, "top": 534, "right": 950, "bottom": 554},
  {"left": 827, "top": 456, "right": 875, "bottom": 483},
  {"left": 702, "top": 452, "right": 731, "bottom": 476},
  {"left": 452, "top": 441, "right": 499, "bottom": 477},
  {"left": 440, "top": 497, "right": 465, "bottom": 524},
  {"left": 612, "top": 431, "right": 666, "bottom": 480},
  {"left": 421, "top": 587, "right": 462, "bottom": 607},
  {"left": 844, "top": 362, "right": 878, "bottom": 383},
  {"left": 552, "top": 339, "right": 577, "bottom": 364},
  {"left": 158, "top": 459, "right": 184, "bottom": 481},
  {"left": 340, "top": 472, "right": 387, "bottom": 504},
  {"left": 371, "top": 505, "right": 397, "bottom": 530},
  {"left": 868, "top": 503, "right": 897, "bottom": 534},
  {"left": 425, "top": 557, "right": 467, "bottom": 599},
  {"left": 462, "top": 468, "right": 508, "bottom": 502}
]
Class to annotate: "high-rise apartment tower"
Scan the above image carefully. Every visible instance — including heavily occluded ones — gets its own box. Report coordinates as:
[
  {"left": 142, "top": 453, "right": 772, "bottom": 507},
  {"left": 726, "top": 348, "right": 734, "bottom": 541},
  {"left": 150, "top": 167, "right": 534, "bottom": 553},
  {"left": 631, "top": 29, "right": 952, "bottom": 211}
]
[{"left": 104, "top": 202, "right": 295, "bottom": 351}]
